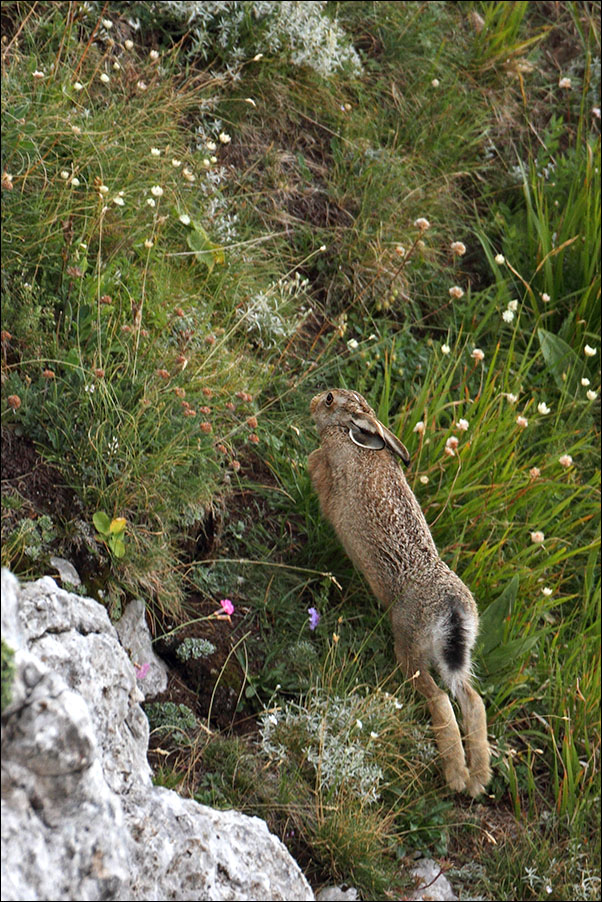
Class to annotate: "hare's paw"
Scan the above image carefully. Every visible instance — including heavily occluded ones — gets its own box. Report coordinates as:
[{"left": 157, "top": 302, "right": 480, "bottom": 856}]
[
  {"left": 466, "top": 759, "right": 492, "bottom": 797},
  {"left": 443, "top": 760, "right": 470, "bottom": 793}
]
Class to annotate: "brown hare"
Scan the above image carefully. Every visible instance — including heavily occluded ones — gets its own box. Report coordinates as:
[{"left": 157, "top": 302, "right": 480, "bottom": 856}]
[{"left": 308, "top": 388, "right": 491, "bottom": 796}]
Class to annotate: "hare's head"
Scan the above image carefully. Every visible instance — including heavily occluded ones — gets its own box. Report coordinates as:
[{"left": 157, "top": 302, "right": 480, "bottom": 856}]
[{"left": 310, "top": 388, "right": 410, "bottom": 465}]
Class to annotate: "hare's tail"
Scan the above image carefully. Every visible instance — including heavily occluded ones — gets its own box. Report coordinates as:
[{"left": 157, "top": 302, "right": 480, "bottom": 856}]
[{"left": 434, "top": 597, "right": 478, "bottom": 697}]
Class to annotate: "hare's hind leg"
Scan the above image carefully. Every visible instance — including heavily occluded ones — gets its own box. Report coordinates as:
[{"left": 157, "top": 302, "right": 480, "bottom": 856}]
[
  {"left": 409, "top": 666, "right": 470, "bottom": 793},
  {"left": 456, "top": 682, "right": 491, "bottom": 797}
]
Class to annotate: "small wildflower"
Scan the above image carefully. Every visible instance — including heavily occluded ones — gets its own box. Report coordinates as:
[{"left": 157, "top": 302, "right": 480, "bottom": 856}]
[
  {"left": 156, "top": 368, "right": 170, "bottom": 379},
  {"left": 502, "top": 309, "right": 514, "bottom": 323},
  {"left": 370, "top": 731, "right": 379, "bottom": 739},
  {"left": 2, "top": 171, "right": 14, "bottom": 190},
  {"left": 441, "top": 343, "right": 451, "bottom": 355},
  {"left": 99, "top": 73, "right": 110, "bottom": 84},
  {"left": 137, "top": 80, "right": 147, "bottom": 91},
  {"left": 537, "top": 402, "right": 551, "bottom": 415},
  {"left": 541, "top": 292, "right": 551, "bottom": 302},
  {"left": 150, "top": 185, "right": 164, "bottom": 197},
  {"left": 124, "top": 39, "right": 134, "bottom": 50},
  {"left": 586, "top": 389, "right": 597, "bottom": 401},
  {"left": 516, "top": 415, "right": 528, "bottom": 428},
  {"left": 202, "top": 158, "right": 211, "bottom": 169},
  {"left": 202, "top": 387, "right": 213, "bottom": 398},
  {"left": 531, "top": 531, "right": 545, "bottom": 544},
  {"left": 581, "top": 377, "right": 591, "bottom": 386},
  {"left": 150, "top": 147, "right": 161, "bottom": 156},
  {"left": 394, "top": 245, "right": 406, "bottom": 257},
  {"left": 144, "top": 238, "right": 153, "bottom": 248},
  {"left": 60, "top": 170, "right": 70, "bottom": 180},
  {"left": 347, "top": 338, "right": 359, "bottom": 350},
  {"left": 419, "top": 475, "right": 429, "bottom": 484},
  {"left": 102, "top": 18, "right": 113, "bottom": 29},
  {"left": 542, "top": 587, "right": 553, "bottom": 597},
  {"left": 413, "top": 421, "right": 425, "bottom": 434},
  {"left": 73, "top": 81, "right": 84, "bottom": 91},
  {"left": 32, "top": 70, "right": 45, "bottom": 79},
  {"left": 71, "top": 177, "right": 81, "bottom": 187},
  {"left": 149, "top": 49, "right": 159, "bottom": 61},
  {"left": 200, "top": 422, "right": 212, "bottom": 433},
  {"left": 414, "top": 217, "right": 430, "bottom": 231},
  {"left": 84, "top": 384, "right": 95, "bottom": 394},
  {"left": 471, "top": 348, "right": 485, "bottom": 362},
  {"left": 355, "top": 719, "right": 363, "bottom": 730},
  {"left": 219, "top": 132, "right": 231, "bottom": 144},
  {"left": 231, "top": 460, "right": 241, "bottom": 472},
  {"left": 431, "top": 78, "right": 440, "bottom": 88},
  {"left": 504, "top": 392, "right": 518, "bottom": 403},
  {"left": 135, "top": 662, "right": 150, "bottom": 680},
  {"left": 558, "top": 76, "right": 572, "bottom": 89},
  {"left": 112, "top": 195, "right": 125, "bottom": 206},
  {"left": 182, "top": 168, "right": 196, "bottom": 182},
  {"left": 394, "top": 699, "right": 403, "bottom": 709},
  {"left": 220, "top": 599, "right": 235, "bottom": 616},
  {"left": 249, "top": 433, "right": 260, "bottom": 444},
  {"left": 308, "top": 607, "right": 320, "bottom": 630},
  {"left": 100, "top": 295, "right": 112, "bottom": 305},
  {"left": 172, "top": 158, "right": 182, "bottom": 167},
  {"left": 449, "top": 285, "right": 464, "bottom": 299},
  {"left": 584, "top": 344, "right": 597, "bottom": 357},
  {"left": 42, "top": 369, "right": 55, "bottom": 380},
  {"left": 179, "top": 213, "right": 191, "bottom": 225},
  {"left": 113, "top": 61, "right": 121, "bottom": 71},
  {"left": 7, "top": 395, "right": 21, "bottom": 410},
  {"left": 593, "top": 107, "right": 601, "bottom": 119},
  {"left": 98, "top": 184, "right": 109, "bottom": 195},
  {"left": 529, "top": 467, "right": 541, "bottom": 479},
  {"left": 559, "top": 454, "right": 573, "bottom": 468},
  {"left": 246, "top": 415, "right": 258, "bottom": 429},
  {"left": 146, "top": 198, "right": 156, "bottom": 207},
  {"left": 93, "top": 368, "right": 105, "bottom": 378},
  {"left": 494, "top": 253, "right": 505, "bottom": 264},
  {"left": 450, "top": 241, "right": 466, "bottom": 255},
  {"left": 508, "top": 299, "right": 519, "bottom": 312},
  {"left": 445, "top": 435, "right": 459, "bottom": 456},
  {"left": 457, "top": 418, "right": 469, "bottom": 431}
]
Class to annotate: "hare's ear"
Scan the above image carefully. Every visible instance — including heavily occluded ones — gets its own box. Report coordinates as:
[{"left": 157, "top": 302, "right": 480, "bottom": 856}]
[{"left": 349, "top": 414, "right": 410, "bottom": 465}]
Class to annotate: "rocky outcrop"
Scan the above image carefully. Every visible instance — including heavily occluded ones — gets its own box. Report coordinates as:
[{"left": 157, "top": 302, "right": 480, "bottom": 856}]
[{"left": 1, "top": 570, "right": 314, "bottom": 902}]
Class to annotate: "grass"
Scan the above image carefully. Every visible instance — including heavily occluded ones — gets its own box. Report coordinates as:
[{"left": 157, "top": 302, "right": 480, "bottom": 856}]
[{"left": 2, "top": 2, "right": 600, "bottom": 899}]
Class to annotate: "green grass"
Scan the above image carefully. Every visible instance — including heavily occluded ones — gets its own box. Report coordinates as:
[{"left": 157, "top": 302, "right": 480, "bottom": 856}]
[{"left": 2, "top": 2, "right": 600, "bottom": 899}]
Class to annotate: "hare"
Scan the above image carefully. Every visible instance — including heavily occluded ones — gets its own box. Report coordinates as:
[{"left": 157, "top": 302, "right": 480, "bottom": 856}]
[{"left": 308, "top": 388, "right": 491, "bottom": 796}]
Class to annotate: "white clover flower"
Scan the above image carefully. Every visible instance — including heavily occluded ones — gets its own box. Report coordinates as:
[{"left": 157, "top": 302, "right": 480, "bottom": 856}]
[
  {"left": 529, "top": 467, "right": 541, "bottom": 479},
  {"left": 206, "top": 140, "right": 217, "bottom": 152},
  {"left": 320, "top": 245, "right": 327, "bottom": 252},
  {"left": 542, "top": 587, "right": 553, "bottom": 596},
  {"left": 502, "top": 309, "right": 514, "bottom": 323},
  {"left": 450, "top": 241, "right": 466, "bottom": 255},
  {"left": 530, "top": 530, "right": 545, "bottom": 544},
  {"left": 413, "top": 421, "right": 425, "bottom": 434},
  {"left": 445, "top": 436, "right": 459, "bottom": 457},
  {"left": 71, "top": 177, "right": 81, "bottom": 187},
  {"left": 586, "top": 389, "right": 597, "bottom": 401},
  {"left": 137, "top": 80, "right": 147, "bottom": 91},
  {"left": 73, "top": 81, "right": 84, "bottom": 92},
  {"left": 414, "top": 217, "right": 430, "bottom": 231},
  {"left": 419, "top": 475, "right": 429, "bottom": 484},
  {"left": 508, "top": 299, "right": 519, "bottom": 312},
  {"left": 431, "top": 78, "right": 440, "bottom": 88},
  {"left": 113, "top": 61, "right": 121, "bottom": 71},
  {"left": 32, "top": 70, "right": 45, "bottom": 79},
  {"left": 179, "top": 213, "right": 191, "bottom": 225},
  {"left": 593, "top": 107, "right": 601, "bottom": 119},
  {"left": 471, "top": 348, "right": 485, "bottom": 362},
  {"left": 541, "top": 292, "right": 551, "bottom": 302},
  {"left": 441, "top": 343, "right": 451, "bottom": 355},
  {"left": 449, "top": 285, "right": 465, "bottom": 299},
  {"left": 146, "top": 198, "right": 156, "bottom": 207},
  {"left": 144, "top": 238, "right": 154, "bottom": 248},
  {"left": 99, "top": 73, "right": 110, "bottom": 84},
  {"left": 504, "top": 392, "right": 518, "bottom": 403},
  {"left": 537, "top": 402, "right": 550, "bottom": 415},
  {"left": 394, "top": 699, "right": 403, "bottom": 709},
  {"left": 171, "top": 158, "right": 182, "bottom": 167},
  {"left": 202, "top": 158, "right": 211, "bottom": 169},
  {"left": 102, "top": 18, "right": 113, "bottom": 29},
  {"left": 150, "top": 185, "right": 164, "bottom": 197},
  {"left": 150, "top": 147, "right": 161, "bottom": 157},
  {"left": 559, "top": 454, "right": 573, "bottom": 468},
  {"left": 112, "top": 196, "right": 125, "bottom": 206},
  {"left": 355, "top": 719, "right": 363, "bottom": 730},
  {"left": 149, "top": 49, "right": 159, "bottom": 61},
  {"left": 98, "top": 184, "right": 109, "bottom": 195},
  {"left": 370, "top": 731, "right": 379, "bottom": 739},
  {"left": 581, "top": 377, "right": 591, "bottom": 386},
  {"left": 124, "top": 39, "right": 134, "bottom": 51},
  {"left": 60, "top": 170, "right": 70, "bottom": 180},
  {"left": 210, "top": 155, "right": 217, "bottom": 164},
  {"left": 516, "top": 415, "right": 528, "bottom": 428},
  {"left": 457, "top": 418, "right": 469, "bottom": 431},
  {"left": 347, "top": 338, "right": 359, "bottom": 350},
  {"left": 219, "top": 132, "right": 231, "bottom": 144},
  {"left": 394, "top": 245, "right": 406, "bottom": 257},
  {"left": 558, "top": 76, "right": 572, "bottom": 89},
  {"left": 584, "top": 344, "right": 597, "bottom": 357},
  {"left": 494, "top": 253, "right": 505, "bottom": 264}
]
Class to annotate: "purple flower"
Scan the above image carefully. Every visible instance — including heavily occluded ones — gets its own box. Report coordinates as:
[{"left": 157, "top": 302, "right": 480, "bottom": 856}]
[{"left": 308, "top": 607, "right": 320, "bottom": 630}]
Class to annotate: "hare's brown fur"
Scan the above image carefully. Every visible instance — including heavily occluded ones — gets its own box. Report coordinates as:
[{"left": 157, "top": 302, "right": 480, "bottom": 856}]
[{"left": 308, "top": 388, "right": 491, "bottom": 796}]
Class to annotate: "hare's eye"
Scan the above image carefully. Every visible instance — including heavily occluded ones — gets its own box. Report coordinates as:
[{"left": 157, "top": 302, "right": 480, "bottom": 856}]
[{"left": 325, "top": 392, "right": 334, "bottom": 406}]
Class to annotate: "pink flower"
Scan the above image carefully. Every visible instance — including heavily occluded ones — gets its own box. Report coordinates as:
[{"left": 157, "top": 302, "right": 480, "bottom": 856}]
[
  {"left": 220, "top": 599, "right": 234, "bottom": 616},
  {"left": 135, "top": 662, "right": 150, "bottom": 680}
]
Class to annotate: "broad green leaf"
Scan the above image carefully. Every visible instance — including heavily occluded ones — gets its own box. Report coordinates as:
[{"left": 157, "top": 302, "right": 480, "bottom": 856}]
[
  {"left": 187, "top": 222, "right": 225, "bottom": 272},
  {"left": 477, "top": 574, "right": 519, "bottom": 658},
  {"left": 110, "top": 536, "right": 126, "bottom": 558},
  {"left": 93, "top": 511, "right": 111, "bottom": 535},
  {"left": 537, "top": 328, "right": 583, "bottom": 395}
]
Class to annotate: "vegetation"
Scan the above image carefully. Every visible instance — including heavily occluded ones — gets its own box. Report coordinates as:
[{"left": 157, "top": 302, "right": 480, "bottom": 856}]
[{"left": 1, "top": 1, "right": 600, "bottom": 898}]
